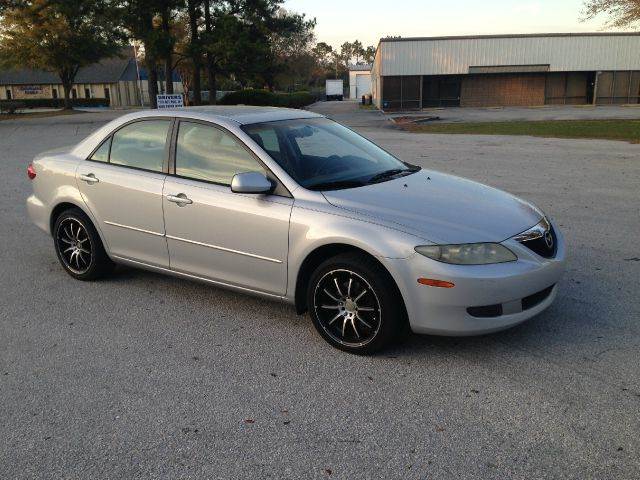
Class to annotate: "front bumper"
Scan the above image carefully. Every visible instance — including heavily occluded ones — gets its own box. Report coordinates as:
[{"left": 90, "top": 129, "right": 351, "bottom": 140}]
[{"left": 384, "top": 226, "right": 566, "bottom": 336}]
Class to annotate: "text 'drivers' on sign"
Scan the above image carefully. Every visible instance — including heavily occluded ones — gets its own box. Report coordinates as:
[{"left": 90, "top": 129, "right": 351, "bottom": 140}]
[{"left": 156, "top": 94, "right": 184, "bottom": 109}]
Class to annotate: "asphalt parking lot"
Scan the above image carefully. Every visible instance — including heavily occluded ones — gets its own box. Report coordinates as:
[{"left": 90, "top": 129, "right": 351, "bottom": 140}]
[{"left": 1, "top": 103, "right": 639, "bottom": 479}]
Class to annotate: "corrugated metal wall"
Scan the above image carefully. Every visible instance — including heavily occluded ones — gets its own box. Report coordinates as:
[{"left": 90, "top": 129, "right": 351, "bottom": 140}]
[
  {"left": 379, "top": 35, "right": 640, "bottom": 76},
  {"left": 460, "top": 74, "right": 546, "bottom": 107}
]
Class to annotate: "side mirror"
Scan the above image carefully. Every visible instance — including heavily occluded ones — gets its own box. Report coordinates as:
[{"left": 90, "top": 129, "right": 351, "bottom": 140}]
[{"left": 231, "top": 172, "right": 274, "bottom": 194}]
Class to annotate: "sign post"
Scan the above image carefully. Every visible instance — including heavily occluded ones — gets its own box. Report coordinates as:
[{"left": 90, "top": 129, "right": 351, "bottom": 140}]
[{"left": 156, "top": 94, "right": 185, "bottom": 109}]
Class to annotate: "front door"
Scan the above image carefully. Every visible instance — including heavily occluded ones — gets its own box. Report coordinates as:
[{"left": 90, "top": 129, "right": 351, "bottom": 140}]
[
  {"left": 163, "top": 120, "right": 292, "bottom": 295},
  {"left": 76, "top": 119, "right": 172, "bottom": 267}
]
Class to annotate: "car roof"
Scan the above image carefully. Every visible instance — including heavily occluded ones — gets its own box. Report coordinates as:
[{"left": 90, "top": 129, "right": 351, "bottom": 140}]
[
  {"left": 70, "top": 105, "right": 325, "bottom": 160},
  {"left": 118, "top": 105, "right": 324, "bottom": 125}
]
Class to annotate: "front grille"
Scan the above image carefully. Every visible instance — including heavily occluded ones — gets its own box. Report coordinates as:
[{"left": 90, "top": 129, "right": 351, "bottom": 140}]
[
  {"left": 519, "top": 225, "right": 557, "bottom": 259},
  {"left": 522, "top": 285, "right": 555, "bottom": 311},
  {"left": 467, "top": 304, "right": 503, "bottom": 318}
]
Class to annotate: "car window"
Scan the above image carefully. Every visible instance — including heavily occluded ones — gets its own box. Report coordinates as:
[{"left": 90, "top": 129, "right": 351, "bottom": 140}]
[
  {"left": 242, "top": 118, "right": 411, "bottom": 189},
  {"left": 246, "top": 127, "right": 283, "bottom": 163},
  {"left": 294, "top": 127, "right": 363, "bottom": 159},
  {"left": 176, "top": 121, "right": 266, "bottom": 185},
  {"left": 250, "top": 129, "right": 279, "bottom": 151},
  {"left": 109, "top": 120, "right": 171, "bottom": 172},
  {"left": 89, "top": 138, "right": 110, "bottom": 162}
]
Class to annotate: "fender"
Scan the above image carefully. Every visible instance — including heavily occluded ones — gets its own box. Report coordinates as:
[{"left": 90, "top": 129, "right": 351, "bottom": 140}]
[
  {"left": 31, "top": 153, "right": 111, "bottom": 256},
  {"left": 286, "top": 201, "right": 427, "bottom": 302}
]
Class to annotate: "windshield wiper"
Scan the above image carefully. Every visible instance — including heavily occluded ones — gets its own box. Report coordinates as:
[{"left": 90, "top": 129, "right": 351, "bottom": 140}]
[
  {"left": 367, "top": 168, "right": 409, "bottom": 184},
  {"left": 306, "top": 179, "right": 367, "bottom": 191}
]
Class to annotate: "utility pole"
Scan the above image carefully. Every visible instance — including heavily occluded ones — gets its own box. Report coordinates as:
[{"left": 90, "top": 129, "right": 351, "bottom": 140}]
[{"left": 132, "top": 42, "right": 145, "bottom": 107}]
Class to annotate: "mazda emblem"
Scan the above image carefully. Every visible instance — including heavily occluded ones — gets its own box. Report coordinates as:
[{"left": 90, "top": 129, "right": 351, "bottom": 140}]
[{"left": 544, "top": 230, "right": 554, "bottom": 249}]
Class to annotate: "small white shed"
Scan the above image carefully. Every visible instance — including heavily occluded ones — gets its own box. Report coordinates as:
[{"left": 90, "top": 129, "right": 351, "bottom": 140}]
[{"left": 348, "top": 64, "right": 372, "bottom": 100}]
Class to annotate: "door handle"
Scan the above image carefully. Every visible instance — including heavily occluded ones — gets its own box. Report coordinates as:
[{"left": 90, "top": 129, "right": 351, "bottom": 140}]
[
  {"left": 79, "top": 173, "right": 99, "bottom": 184},
  {"left": 166, "top": 193, "right": 193, "bottom": 206}
]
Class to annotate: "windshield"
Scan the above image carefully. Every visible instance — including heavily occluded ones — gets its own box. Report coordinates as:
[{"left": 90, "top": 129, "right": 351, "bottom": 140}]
[{"left": 241, "top": 118, "right": 418, "bottom": 190}]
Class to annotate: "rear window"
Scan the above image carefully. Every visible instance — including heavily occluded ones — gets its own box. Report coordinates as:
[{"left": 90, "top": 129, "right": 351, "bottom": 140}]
[
  {"left": 109, "top": 120, "right": 171, "bottom": 172},
  {"left": 89, "top": 138, "right": 110, "bottom": 163}
]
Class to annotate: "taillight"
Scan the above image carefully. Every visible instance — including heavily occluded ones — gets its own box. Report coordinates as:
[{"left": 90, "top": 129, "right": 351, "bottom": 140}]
[{"left": 27, "top": 163, "right": 36, "bottom": 180}]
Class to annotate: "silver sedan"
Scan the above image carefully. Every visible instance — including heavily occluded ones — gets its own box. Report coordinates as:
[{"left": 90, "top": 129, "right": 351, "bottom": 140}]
[{"left": 26, "top": 106, "right": 565, "bottom": 354}]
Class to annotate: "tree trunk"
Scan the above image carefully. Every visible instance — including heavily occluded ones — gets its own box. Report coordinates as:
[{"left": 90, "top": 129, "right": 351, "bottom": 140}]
[
  {"left": 165, "top": 61, "right": 174, "bottom": 94},
  {"left": 161, "top": 6, "right": 174, "bottom": 95},
  {"left": 192, "top": 64, "right": 201, "bottom": 105},
  {"left": 187, "top": 0, "right": 201, "bottom": 105},
  {"left": 206, "top": 62, "right": 216, "bottom": 105},
  {"left": 58, "top": 67, "right": 78, "bottom": 110},
  {"left": 147, "top": 62, "right": 159, "bottom": 108},
  {"left": 61, "top": 82, "right": 72, "bottom": 110},
  {"left": 203, "top": 0, "right": 215, "bottom": 105},
  {"left": 177, "top": 65, "right": 191, "bottom": 106}
]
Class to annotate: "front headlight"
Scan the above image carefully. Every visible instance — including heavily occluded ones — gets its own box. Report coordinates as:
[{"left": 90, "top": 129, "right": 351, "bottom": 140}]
[{"left": 415, "top": 243, "right": 517, "bottom": 265}]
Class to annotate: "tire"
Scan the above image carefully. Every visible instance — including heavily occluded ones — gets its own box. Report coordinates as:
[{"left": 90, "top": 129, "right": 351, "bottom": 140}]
[
  {"left": 307, "top": 252, "right": 408, "bottom": 354},
  {"left": 53, "top": 208, "right": 114, "bottom": 280}
]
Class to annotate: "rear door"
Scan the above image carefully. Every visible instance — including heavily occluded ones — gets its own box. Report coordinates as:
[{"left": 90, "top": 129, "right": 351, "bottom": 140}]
[
  {"left": 162, "top": 120, "right": 292, "bottom": 295},
  {"left": 76, "top": 119, "right": 172, "bottom": 267}
]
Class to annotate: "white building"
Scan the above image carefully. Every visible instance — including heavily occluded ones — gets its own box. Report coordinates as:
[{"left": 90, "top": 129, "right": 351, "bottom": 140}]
[
  {"left": 370, "top": 33, "right": 640, "bottom": 110},
  {"left": 348, "top": 64, "right": 372, "bottom": 100},
  {"left": 0, "top": 50, "right": 183, "bottom": 108}
]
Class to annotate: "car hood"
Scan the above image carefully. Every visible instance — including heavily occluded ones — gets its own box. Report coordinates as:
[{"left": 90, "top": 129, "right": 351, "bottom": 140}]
[{"left": 322, "top": 169, "right": 543, "bottom": 244}]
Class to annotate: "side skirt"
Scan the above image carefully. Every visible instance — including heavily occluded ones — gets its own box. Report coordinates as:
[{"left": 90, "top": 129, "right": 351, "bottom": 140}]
[{"left": 111, "top": 254, "right": 293, "bottom": 304}]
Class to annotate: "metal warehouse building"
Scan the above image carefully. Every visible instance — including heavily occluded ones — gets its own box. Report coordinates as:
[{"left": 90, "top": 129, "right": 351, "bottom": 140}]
[{"left": 370, "top": 33, "right": 640, "bottom": 110}]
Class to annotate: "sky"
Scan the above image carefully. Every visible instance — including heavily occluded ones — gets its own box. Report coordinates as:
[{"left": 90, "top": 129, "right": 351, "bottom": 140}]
[{"left": 283, "top": 0, "right": 615, "bottom": 49}]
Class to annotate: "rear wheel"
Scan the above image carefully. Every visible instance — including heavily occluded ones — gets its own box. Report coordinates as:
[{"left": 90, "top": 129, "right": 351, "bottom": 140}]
[
  {"left": 53, "top": 208, "right": 114, "bottom": 280},
  {"left": 307, "top": 252, "right": 407, "bottom": 354}
]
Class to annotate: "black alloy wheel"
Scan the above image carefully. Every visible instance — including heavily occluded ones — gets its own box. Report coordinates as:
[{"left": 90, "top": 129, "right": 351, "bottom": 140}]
[
  {"left": 307, "top": 252, "right": 407, "bottom": 354},
  {"left": 53, "top": 208, "right": 114, "bottom": 280},
  {"left": 313, "top": 269, "right": 382, "bottom": 348},
  {"left": 56, "top": 217, "right": 93, "bottom": 275}
]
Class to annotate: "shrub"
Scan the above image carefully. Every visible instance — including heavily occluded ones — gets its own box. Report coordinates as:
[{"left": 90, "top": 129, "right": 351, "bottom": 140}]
[
  {"left": 0, "top": 101, "right": 26, "bottom": 114},
  {"left": 277, "top": 91, "right": 316, "bottom": 108},
  {"left": 218, "top": 89, "right": 315, "bottom": 109},
  {"left": 218, "top": 89, "right": 276, "bottom": 106},
  {"left": 0, "top": 98, "right": 110, "bottom": 110}
]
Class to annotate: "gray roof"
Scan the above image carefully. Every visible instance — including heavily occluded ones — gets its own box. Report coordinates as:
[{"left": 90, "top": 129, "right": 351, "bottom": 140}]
[
  {"left": 0, "top": 55, "right": 137, "bottom": 85},
  {"left": 379, "top": 32, "right": 640, "bottom": 44},
  {"left": 113, "top": 106, "right": 323, "bottom": 126},
  {"left": 177, "top": 106, "right": 323, "bottom": 125},
  {"left": 71, "top": 106, "right": 325, "bottom": 160}
]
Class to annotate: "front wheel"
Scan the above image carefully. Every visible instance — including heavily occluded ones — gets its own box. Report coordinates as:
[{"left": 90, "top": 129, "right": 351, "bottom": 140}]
[
  {"left": 53, "top": 208, "right": 114, "bottom": 280},
  {"left": 307, "top": 252, "right": 407, "bottom": 354}
]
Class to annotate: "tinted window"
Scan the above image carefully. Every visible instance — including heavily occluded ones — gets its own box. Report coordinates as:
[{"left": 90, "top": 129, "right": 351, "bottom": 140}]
[
  {"left": 176, "top": 122, "right": 265, "bottom": 185},
  {"left": 249, "top": 128, "right": 279, "bottom": 152},
  {"left": 110, "top": 120, "right": 170, "bottom": 172},
  {"left": 294, "top": 127, "right": 364, "bottom": 159},
  {"left": 89, "top": 138, "right": 110, "bottom": 162},
  {"left": 246, "top": 127, "right": 284, "bottom": 164},
  {"left": 242, "top": 118, "right": 411, "bottom": 189}
]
